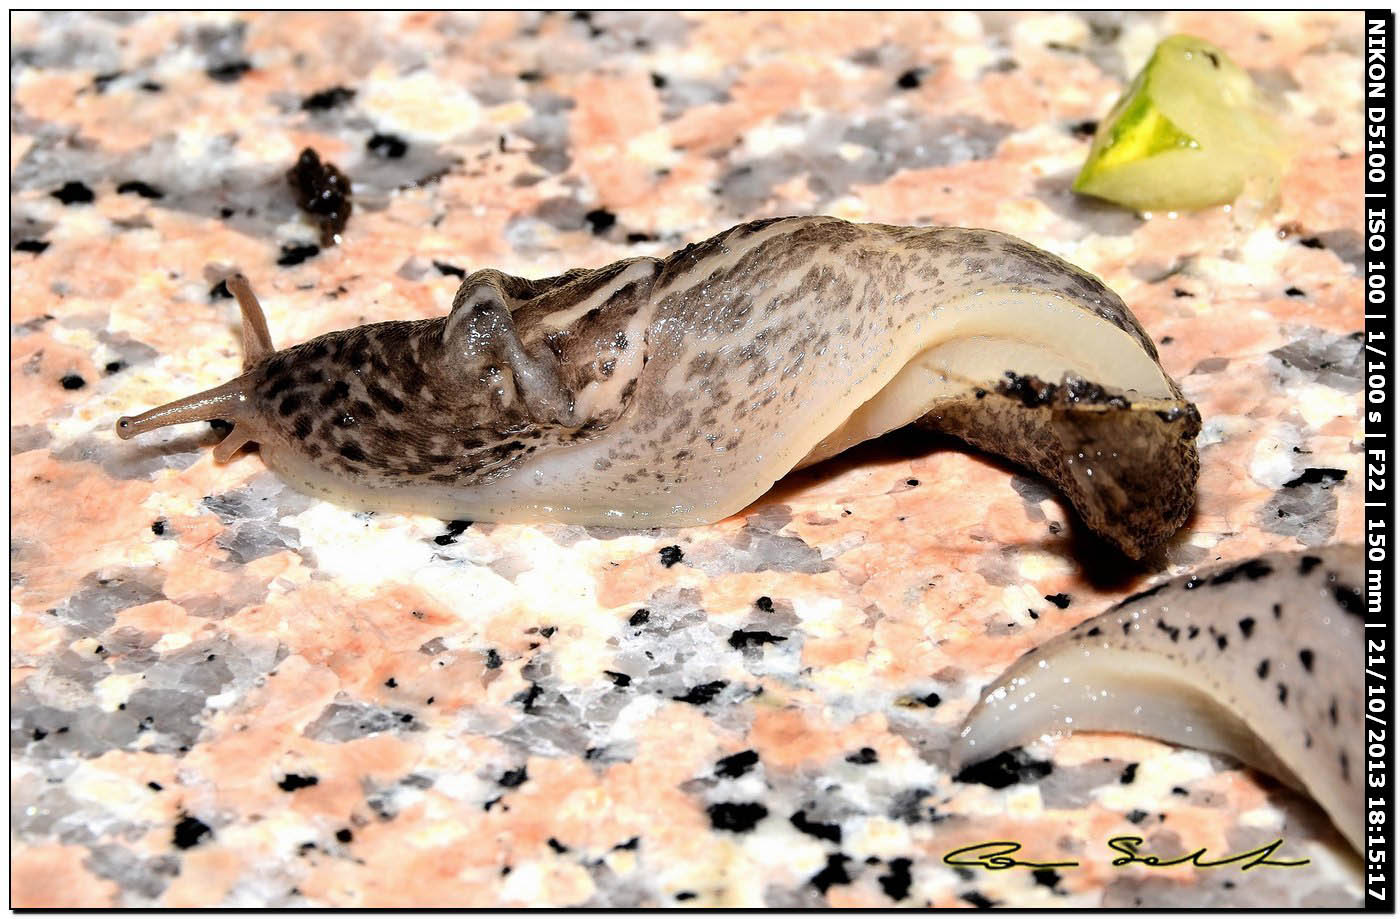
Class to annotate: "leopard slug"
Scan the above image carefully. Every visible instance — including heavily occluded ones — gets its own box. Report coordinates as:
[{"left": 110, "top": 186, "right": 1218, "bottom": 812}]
[
  {"left": 116, "top": 216, "right": 1200, "bottom": 557},
  {"left": 951, "top": 544, "right": 1365, "bottom": 852}
]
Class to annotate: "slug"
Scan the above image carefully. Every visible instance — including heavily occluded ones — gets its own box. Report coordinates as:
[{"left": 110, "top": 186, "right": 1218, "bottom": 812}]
[
  {"left": 115, "top": 216, "right": 1199, "bottom": 557},
  {"left": 950, "top": 544, "right": 1365, "bottom": 852}
]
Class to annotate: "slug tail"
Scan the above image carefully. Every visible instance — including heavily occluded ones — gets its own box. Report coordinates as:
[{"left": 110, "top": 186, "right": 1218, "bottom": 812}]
[{"left": 114, "top": 374, "right": 252, "bottom": 441}]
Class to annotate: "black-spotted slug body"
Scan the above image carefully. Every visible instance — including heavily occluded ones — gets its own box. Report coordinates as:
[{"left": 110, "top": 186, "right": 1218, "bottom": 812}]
[
  {"left": 116, "top": 216, "right": 1200, "bottom": 557},
  {"left": 952, "top": 544, "right": 1365, "bottom": 852}
]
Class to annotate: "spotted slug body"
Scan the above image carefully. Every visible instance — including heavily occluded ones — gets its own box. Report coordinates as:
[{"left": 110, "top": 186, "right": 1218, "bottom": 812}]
[
  {"left": 116, "top": 216, "right": 1199, "bottom": 556},
  {"left": 951, "top": 545, "right": 1365, "bottom": 852}
]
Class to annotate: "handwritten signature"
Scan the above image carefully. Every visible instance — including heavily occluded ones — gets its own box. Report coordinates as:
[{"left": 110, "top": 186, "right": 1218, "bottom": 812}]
[{"left": 943, "top": 837, "right": 1310, "bottom": 872}]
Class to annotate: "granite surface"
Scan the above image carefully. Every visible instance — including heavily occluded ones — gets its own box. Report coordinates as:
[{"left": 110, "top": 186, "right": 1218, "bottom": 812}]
[{"left": 10, "top": 11, "right": 1364, "bottom": 908}]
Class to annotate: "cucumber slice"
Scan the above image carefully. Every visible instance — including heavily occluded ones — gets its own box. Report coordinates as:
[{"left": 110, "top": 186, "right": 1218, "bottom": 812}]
[{"left": 1073, "top": 34, "right": 1287, "bottom": 212}]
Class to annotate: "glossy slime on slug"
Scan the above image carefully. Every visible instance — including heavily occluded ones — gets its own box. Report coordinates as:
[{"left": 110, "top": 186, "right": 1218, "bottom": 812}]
[{"left": 116, "top": 216, "right": 1200, "bottom": 557}]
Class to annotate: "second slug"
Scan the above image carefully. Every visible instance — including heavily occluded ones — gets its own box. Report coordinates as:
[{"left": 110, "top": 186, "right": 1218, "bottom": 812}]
[
  {"left": 116, "top": 216, "right": 1200, "bottom": 557},
  {"left": 951, "top": 545, "right": 1365, "bottom": 853}
]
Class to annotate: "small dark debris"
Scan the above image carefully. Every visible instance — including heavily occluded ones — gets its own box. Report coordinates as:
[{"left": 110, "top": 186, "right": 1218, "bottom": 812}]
[
  {"left": 1120, "top": 763, "right": 1138, "bottom": 784},
  {"left": 546, "top": 837, "right": 569, "bottom": 853},
  {"left": 1125, "top": 808, "right": 1149, "bottom": 824},
  {"left": 302, "top": 86, "right": 356, "bottom": 111},
  {"left": 961, "top": 891, "right": 996, "bottom": 908},
  {"left": 151, "top": 520, "right": 166, "bottom": 535},
  {"left": 52, "top": 181, "right": 95, "bottom": 205},
  {"left": 140, "top": 80, "right": 163, "bottom": 92},
  {"left": 105, "top": 360, "right": 125, "bottom": 374},
  {"left": 1299, "top": 236, "right": 1325, "bottom": 249},
  {"left": 287, "top": 148, "right": 352, "bottom": 246},
  {"left": 367, "top": 133, "right": 408, "bottom": 159},
  {"left": 629, "top": 608, "right": 650, "bottom": 627},
  {"left": 60, "top": 374, "right": 86, "bottom": 390},
  {"left": 518, "top": 70, "right": 544, "bottom": 82},
  {"left": 1285, "top": 286, "right": 1306, "bottom": 298},
  {"left": 336, "top": 828, "right": 353, "bottom": 843},
  {"left": 384, "top": 677, "right": 398, "bottom": 688},
  {"left": 675, "top": 891, "right": 697, "bottom": 901},
  {"left": 278, "top": 773, "right": 319, "bottom": 792},
  {"left": 755, "top": 596, "right": 774, "bottom": 612},
  {"left": 1032, "top": 868, "right": 1060, "bottom": 889},
  {"left": 539, "top": 626, "right": 556, "bottom": 638},
  {"left": 500, "top": 766, "right": 529, "bottom": 788},
  {"left": 658, "top": 545, "right": 684, "bottom": 567},
  {"left": 117, "top": 180, "right": 164, "bottom": 199},
  {"left": 1044, "top": 593, "right": 1071, "bottom": 609},
  {"left": 277, "top": 243, "right": 320, "bottom": 266},
  {"left": 15, "top": 239, "right": 49, "bottom": 253},
  {"left": 172, "top": 814, "right": 212, "bottom": 849},
  {"left": 650, "top": 72, "right": 668, "bottom": 88},
  {"left": 1070, "top": 119, "right": 1098, "bottom": 137},
  {"left": 603, "top": 670, "right": 632, "bottom": 687},
  {"left": 906, "top": 478, "right": 919, "bottom": 487},
  {"left": 148, "top": 781, "right": 163, "bottom": 791},
  {"left": 707, "top": 801, "right": 768, "bottom": 832},
  {"left": 714, "top": 749, "right": 759, "bottom": 778},
  {"left": 626, "top": 232, "right": 654, "bottom": 244},
  {"left": 433, "top": 260, "right": 466, "bottom": 279},
  {"left": 846, "top": 747, "right": 878, "bottom": 765},
  {"left": 615, "top": 836, "right": 640, "bottom": 850},
  {"left": 485, "top": 648, "right": 502, "bottom": 669}
]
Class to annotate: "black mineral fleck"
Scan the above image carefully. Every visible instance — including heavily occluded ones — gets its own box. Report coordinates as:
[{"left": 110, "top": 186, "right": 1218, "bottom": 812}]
[
  {"left": 117, "top": 180, "right": 165, "bottom": 199},
  {"left": 278, "top": 773, "right": 319, "bottom": 792},
  {"left": 791, "top": 810, "right": 842, "bottom": 843},
  {"left": 879, "top": 857, "right": 913, "bottom": 900},
  {"left": 368, "top": 133, "right": 408, "bottom": 159},
  {"left": 896, "top": 68, "right": 924, "bottom": 89},
  {"left": 52, "top": 181, "right": 95, "bottom": 205},
  {"left": 707, "top": 801, "right": 768, "bottom": 832},
  {"left": 810, "top": 853, "right": 852, "bottom": 893},
  {"left": 953, "top": 748, "right": 1053, "bottom": 789},
  {"left": 277, "top": 243, "right": 320, "bottom": 266},
  {"left": 585, "top": 208, "right": 617, "bottom": 234},
  {"left": 172, "top": 815, "right": 212, "bottom": 849},
  {"left": 673, "top": 680, "right": 727, "bottom": 705},
  {"left": 207, "top": 60, "right": 252, "bottom": 82},
  {"left": 714, "top": 749, "right": 759, "bottom": 778},
  {"left": 302, "top": 86, "right": 356, "bottom": 111}
]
